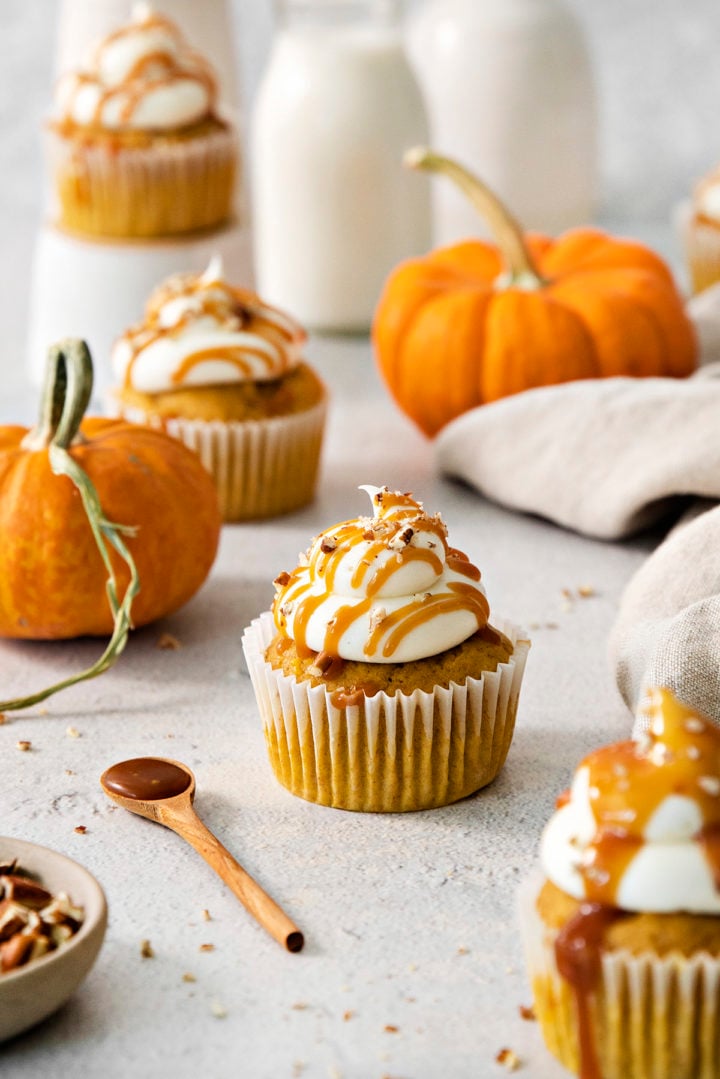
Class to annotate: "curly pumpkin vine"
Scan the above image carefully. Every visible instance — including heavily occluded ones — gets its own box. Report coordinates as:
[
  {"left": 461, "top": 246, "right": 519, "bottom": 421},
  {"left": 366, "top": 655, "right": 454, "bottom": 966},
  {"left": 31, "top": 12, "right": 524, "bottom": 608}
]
[
  {"left": 0, "top": 339, "right": 221, "bottom": 712},
  {"left": 373, "top": 148, "right": 698, "bottom": 438}
]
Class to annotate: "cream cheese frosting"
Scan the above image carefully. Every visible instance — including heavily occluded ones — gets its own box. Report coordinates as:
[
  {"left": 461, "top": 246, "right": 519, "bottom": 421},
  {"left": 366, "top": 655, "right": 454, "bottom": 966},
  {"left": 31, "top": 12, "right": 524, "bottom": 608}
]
[
  {"left": 271, "top": 486, "right": 491, "bottom": 663},
  {"left": 54, "top": 3, "right": 218, "bottom": 131},
  {"left": 541, "top": 687, "right": 720, "bottom": 914},
  {"left": 112, "top": 256, "right": 307, "bottom": 393}
]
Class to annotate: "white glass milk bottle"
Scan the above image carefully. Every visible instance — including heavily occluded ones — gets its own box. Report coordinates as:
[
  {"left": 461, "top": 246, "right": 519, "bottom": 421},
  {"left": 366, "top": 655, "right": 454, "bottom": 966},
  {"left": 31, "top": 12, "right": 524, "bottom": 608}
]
[
  {"left": 407, "top": 0, "right": 598, "bottom": 245},
  {"left": 251, "top": 0, "right": 432, "bottom": 332}
]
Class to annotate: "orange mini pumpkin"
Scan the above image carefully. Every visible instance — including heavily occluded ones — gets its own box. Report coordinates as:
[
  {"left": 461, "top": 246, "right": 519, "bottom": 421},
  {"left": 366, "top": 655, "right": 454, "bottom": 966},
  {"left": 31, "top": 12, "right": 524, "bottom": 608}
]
[
  {"left": 0, "top": 340, "right": 221, "bottom": 708},
  {"left": 373, "top": 149, "right": 698, "bottom": 438}
]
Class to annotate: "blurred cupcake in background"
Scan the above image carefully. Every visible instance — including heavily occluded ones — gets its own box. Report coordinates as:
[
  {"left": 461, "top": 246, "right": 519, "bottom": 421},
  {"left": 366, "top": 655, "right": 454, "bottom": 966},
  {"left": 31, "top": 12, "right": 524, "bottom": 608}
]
[
  {"left": 110, "top": 256, "right": 327, "bottom": 521},
  {"left": 685, "top": 165, "right": 720, "bottom": 294},
  {"left": 48, "top": 2, "right": 238, "bottom": 238},
  {"left": 520, "top": 687, "right": 720, "bottom": 1079}
]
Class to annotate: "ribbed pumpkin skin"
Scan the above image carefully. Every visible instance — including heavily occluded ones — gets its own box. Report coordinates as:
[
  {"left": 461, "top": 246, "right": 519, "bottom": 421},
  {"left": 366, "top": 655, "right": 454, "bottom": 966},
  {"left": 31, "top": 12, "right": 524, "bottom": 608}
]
[
  {"left": 0, "top": 417, "right": 221, "bottom": 639},
  {"left": 373, "top": 228, "right": 698, "bottom": 438}
]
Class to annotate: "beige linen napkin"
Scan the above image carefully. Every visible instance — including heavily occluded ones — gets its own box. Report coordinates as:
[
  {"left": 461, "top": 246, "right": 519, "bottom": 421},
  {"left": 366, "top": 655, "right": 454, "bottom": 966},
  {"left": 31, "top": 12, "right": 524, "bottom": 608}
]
[{"left": 435, "top": 290, "right": 720, "bottom": 728}]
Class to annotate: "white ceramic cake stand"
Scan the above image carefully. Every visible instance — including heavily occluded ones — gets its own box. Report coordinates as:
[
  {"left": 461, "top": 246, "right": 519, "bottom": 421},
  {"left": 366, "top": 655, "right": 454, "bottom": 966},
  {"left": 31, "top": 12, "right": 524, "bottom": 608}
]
[{"left": 28, "top": 0, "right": 251, "bottom": 398}]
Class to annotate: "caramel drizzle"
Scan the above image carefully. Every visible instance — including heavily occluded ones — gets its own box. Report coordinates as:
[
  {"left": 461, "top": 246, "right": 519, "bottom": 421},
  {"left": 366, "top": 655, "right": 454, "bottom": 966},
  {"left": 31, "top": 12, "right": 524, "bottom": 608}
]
[
  {"left": 171, "top": 346, "right": 277, "bottom": 384},
  {"left": 61, "top": 11, "right": 218, "bottom": 129},
  {"left": 354, "top": 547, "right": 443, "bottom": 593},
  {"left": 552, "top": 687, "right": 720, "bottom": 1079},
  {"left": 372, "top": 586, "right": 489, "bottom": 659},
  {"left": 273, "top": 494, "right": 489, "bottom": 657},
  {"left": 120, "top": 279, "right": 303, "bottom": 390},
  {"left": 554, "top": 903, "right": 627, "bottom": 1079},
  {"left": 575, "top": 689, "right": 720, "bottom": 906},
  {"left": 446, "top": 548, "right": 482, "bottom": 581}
]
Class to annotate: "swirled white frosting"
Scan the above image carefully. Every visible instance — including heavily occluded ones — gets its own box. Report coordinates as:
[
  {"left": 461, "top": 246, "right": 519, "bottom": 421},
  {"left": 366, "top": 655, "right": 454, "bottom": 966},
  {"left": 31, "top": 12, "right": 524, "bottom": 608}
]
[
  {"left": 541, "top": 687, "right": 720, "bottom": 914},
  {"left": 272, "top": 486, "right": 491, "bottom": 663},
  {"left": 54, "top": 3, "right": 217, "bottom": 131},
  {"left": 113, "top": 256, "right": 307, "bottom": 393}
]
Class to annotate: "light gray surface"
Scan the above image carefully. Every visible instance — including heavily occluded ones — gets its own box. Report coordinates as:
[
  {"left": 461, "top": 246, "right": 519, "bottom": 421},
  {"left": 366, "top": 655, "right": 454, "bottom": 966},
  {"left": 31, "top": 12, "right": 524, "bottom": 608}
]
[
  {"left": 0, "top": 337, "right": 656, "bottom": 1078},
  {"left": 0, "top": 1, "right": 709, "bottom": 1075}
]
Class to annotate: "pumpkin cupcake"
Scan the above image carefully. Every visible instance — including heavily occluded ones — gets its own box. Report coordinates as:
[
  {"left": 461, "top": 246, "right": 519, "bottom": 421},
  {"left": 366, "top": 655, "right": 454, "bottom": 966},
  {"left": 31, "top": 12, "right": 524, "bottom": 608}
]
[
  {"left": 520, "top": 687, "right": 720, "bottom": 1079},
  {"left": 110, "top": 256, "right": 327, "bottom": 521},
  {"left": 242, "top": 485, "right": 530, "bottom": 812},
  {"left": 48, "top": 2, "right": 237, "bottom": 238},
  {"left": 685, "top": 165, "right": 720, "bottom": 294}
]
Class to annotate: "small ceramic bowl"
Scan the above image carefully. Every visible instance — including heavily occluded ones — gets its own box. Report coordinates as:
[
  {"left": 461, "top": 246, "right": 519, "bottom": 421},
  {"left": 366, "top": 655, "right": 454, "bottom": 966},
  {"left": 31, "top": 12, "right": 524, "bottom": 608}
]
[{"left": 0, "top": 836, "right": 108, "bottom": 1043}]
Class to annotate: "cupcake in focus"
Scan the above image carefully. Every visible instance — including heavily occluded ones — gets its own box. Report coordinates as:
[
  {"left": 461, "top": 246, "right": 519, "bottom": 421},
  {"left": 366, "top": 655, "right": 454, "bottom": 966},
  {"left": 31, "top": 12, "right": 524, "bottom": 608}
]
[
  {"left": 48, "top": 2, "right": 237, "bottom": 238},
  {"left": 110, "top": 256, "right": 327, "bottom": 520},
  {"left": 685, "top": 167, "right": 720, "bottom": 294},
  {"left": 521, "top": 687, "right": 720, "bottom": 1079},
  {"left": 242, "top": 485, "right": 530, "bottom": 812}
]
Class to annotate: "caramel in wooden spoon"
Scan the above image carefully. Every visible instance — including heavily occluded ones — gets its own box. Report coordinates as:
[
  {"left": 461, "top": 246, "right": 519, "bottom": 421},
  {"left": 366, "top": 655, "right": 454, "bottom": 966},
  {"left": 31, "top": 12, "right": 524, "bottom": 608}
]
[{"left": 100, "top": 757, "right": 303, "bottom": 953}]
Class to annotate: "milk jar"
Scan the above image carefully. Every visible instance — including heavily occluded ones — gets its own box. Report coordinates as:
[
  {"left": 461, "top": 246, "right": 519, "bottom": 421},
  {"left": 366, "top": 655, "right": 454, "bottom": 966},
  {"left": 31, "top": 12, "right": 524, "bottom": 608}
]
[
  {"left": 407, "top": 0, "right": 598, "bottom": 245},
  {"left": 251, "top": 0, "right": 431, "bottom": 332}
]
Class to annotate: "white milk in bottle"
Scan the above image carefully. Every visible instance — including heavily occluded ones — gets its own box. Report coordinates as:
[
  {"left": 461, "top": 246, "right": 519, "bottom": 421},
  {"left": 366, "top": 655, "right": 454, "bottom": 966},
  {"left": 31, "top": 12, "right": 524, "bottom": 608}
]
[
  {"left": 407, "top": 0, "right": 598, "bottom": 246},
  {"left": 251, "top": 0, "right": 431, "bottom": 332}
]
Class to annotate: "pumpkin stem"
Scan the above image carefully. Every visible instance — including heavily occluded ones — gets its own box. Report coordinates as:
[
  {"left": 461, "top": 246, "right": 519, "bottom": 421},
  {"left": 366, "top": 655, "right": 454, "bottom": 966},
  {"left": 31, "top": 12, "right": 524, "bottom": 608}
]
[
  {"left": 0, "top": 340, "right": 140, "bottom": 713},
  {"left": 404, "top": 147, "right": 545, "bottom": 287},
  {"left": 22, "top": 338, "right": 94, "bottom": 451}
]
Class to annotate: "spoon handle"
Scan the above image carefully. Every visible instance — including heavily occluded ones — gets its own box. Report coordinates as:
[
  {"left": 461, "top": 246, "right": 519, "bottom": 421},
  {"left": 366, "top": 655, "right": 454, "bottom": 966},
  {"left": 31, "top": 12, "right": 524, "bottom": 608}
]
[{"left": 164, "top": 806, "right": 304, "bottom": 953}]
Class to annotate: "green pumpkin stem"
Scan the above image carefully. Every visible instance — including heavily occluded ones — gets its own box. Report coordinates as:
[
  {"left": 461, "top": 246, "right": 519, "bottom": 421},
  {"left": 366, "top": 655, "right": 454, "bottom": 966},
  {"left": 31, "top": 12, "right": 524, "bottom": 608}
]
[
  {"left": 0, "top": 340, "right": 140, "bottom": 713},
  {"left": 404, "top": 147, "right": 545, "bottom": 288}
]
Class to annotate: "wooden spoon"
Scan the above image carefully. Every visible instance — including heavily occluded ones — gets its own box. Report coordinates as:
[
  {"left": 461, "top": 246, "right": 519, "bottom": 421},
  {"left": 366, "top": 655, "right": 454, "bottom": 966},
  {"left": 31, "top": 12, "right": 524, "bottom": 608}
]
[{"left": 100, "top": 757, "right": 303, "bottom": 953}]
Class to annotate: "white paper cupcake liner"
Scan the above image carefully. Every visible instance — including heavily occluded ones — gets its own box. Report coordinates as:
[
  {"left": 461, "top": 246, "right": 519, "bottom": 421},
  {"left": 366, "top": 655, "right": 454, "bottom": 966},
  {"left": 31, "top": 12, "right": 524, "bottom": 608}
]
[
  {"left": 48, "top": 125, "right": 238, "bottom": 238},
  {"left": 680, "top": 202, "right": 720, "bottom": 295},
  {"left": 519, "top": 872, "right": 720, "bottom": 1079},
  {"left": 241, "top": 611, "right": 530, "bottom": 812},
  {"left": 111, "top": 394, "right": 327, "bottom": 521}
]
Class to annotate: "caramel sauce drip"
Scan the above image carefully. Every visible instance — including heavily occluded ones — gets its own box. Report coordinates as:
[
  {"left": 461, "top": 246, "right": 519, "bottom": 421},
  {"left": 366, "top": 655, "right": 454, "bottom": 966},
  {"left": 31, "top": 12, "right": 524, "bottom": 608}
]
[
  {"left": 476, "top": 623, "right": 503, "bottom": 646},
  {"left": 372, "top": 489, "right": 423, "bottom": 518},
  {"left": 446, "top": 548, "right": 481, "bottom": 581},
  {"left": 171, "top": 346, "right": 276, "bottom": 384},
  {"left": 371, "top": 585, "right": 489, "bottom": 660},
  {"left": 554, "top": 903, "right": 627, "bottom": 1079},
  {"left": 575, "top": 688, "right": 720, "bottom": 906},
  {"left": 355, "top": 547, "right": 443, "bottom": 595},
  {"left": 552, "top": 687, "right": 720, "bottom": 1079}
]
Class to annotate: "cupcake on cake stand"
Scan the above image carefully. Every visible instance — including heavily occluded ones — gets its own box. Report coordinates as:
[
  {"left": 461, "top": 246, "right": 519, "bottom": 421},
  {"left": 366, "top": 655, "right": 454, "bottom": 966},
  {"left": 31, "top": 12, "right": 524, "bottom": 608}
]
[{"left": 27, "top": 0, "right": 251, "bottom": 396}]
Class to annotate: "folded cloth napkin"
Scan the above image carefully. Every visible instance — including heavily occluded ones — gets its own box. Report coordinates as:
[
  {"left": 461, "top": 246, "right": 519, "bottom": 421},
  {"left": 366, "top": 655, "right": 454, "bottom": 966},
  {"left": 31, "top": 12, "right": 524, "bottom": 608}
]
[
  {"left": 608, "top": 499, "right": 720, "bottom": 733},
  {"left": 435, "top": 289, "right": 720, "bottom": 729},
  {"left": 436, "top": 363, "right": 720, "bottom": 542}
]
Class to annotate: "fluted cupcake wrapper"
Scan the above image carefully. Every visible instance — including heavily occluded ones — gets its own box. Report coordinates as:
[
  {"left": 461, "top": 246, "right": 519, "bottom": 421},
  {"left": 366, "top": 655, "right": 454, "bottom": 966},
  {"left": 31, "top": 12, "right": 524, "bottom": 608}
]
[
  {"left": 48, "top": 126, "right": 237, "bottom": 238},
  {"left": 111, "top": 396, "right": 327, "bottom": 521},
  {"left": 519, "top": 873, "right": 720, "bottom": 1079},
  {"left": 681, "top": 205, "right": 720, "bottom": 295},
  {"left": 242, "top": 611, "right": 530, "bottom": 813}
]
